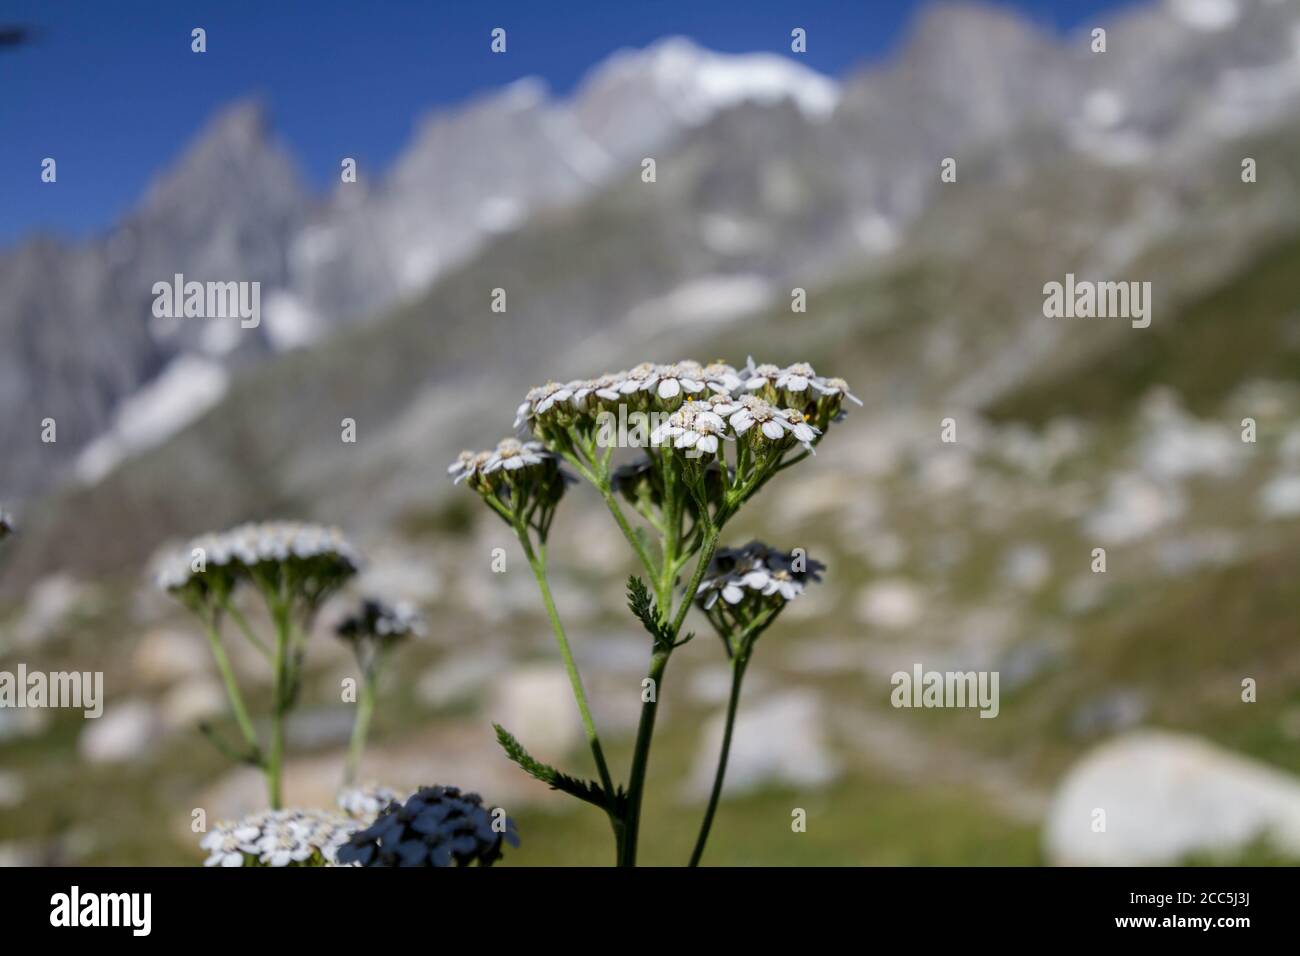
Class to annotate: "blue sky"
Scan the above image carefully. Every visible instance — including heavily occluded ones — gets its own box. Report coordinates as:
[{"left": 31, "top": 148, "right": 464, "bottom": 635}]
[{"left": 0, "top": 0, "right": 1142, "bottom": 246}]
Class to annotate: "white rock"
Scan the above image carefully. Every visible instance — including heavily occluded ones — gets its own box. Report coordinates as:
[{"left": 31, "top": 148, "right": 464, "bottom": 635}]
[
  {"left": 1001, "top": 544, "right": 1051, "bottom": 592},
  {"left": 1258, "top": 473, "right": 1300, "bottom": 518},
  {"left": 1044, "top": 731, "right": 1300, "bottom": 865},
  {"left": 159, "top": 678, "right": 227, "bottom": 730},
  {"left": 12, "top": 574, "right": 94, "bottom": 648},
  {"left": 79, "top": 700, "right": 160, "bottom": 765},
  {"left": 686, "top": 690, "right": 839, "bottom": 799},
  {"left": 487, "top": 664, "right": 581, "bottom": 758},
  {"left": 132, "top": 628, "right": 212, "bottom": 685},
  {"left": 1084, "top": 474, "right": 1184, "bottom": 544},
  {"left": 416, "top": 649, "right": 509, "bottom": 709},
  {"left": 355, "top": 546, "right": 443, "bottom": 604},
  {"left": 855, "top": 579, "right": 923, "bottom": 630}
]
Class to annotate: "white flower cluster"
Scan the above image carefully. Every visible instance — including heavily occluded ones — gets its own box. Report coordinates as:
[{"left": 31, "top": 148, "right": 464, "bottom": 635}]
[
  {"left": 337, "top": 784, "right": 403, "bottom": 822},
  {"left": 154, "top": 521, "right": 361, "bottom": 592},
  {"left": 697, "top": 542, "right": 826, "bottom": 610},
  {"left": 448, "top": 437, "right": 552, "bottom": 486},
  {"left": 200, "top": 808, "right": 356, "bottom": 867},
  {"left": 336, "top": 598, "right": 425, "bottom": 648},
  {"left": 514, "top": 358, "right": 859, "bottom": 458}
]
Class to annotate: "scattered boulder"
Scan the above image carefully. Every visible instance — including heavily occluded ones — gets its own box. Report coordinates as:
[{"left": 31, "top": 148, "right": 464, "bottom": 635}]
[
  {"left": 488, "top": 664, "right": 581, "bottom": 759},
  {"left": 159, "top": 678, "right": 227, "bottom": 731},
  {"left": 132, "top": 628, "right": 212, "bottom": 685},
  {"left": 855, "top": 579, "right": 923, "bottom": 630},
  {"left": 685, "top": 690, "right": 839, "bottom": 800},
  {"left": 1044, "top": 731, "right": 1300, "bottom": 865},
  {"left": 79, "top": 699, "right": 160, "bottom": 765},
  {"left": 416, "top": 649, "right": 509, "bottom": 709}
]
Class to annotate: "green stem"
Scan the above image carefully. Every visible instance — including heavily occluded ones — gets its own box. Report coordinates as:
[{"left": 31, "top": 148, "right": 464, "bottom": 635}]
[
  {"left": 689, "top": 652, "right": 748, "bottom": 866},
  {"left": 620, "top": 520, "right": 722, "bottom": 866},
  {"left": 220, "top": 594, "right": 271, "bottom": 658},
  {"left": 344, "top": 670, "right": 377, "bottom": 787},
  {"left": 201, "top": 615, "right": 260, "bottom": 759},
  {"left": 619, "top": 648, "right": 670, "bottom": 867},
  {"left": 598, "top": 484, "right": 659, "bottom": 583},
  {"left": 267, "top": 600, "right": 290, "bottom": 810},
  {"left": 518, "top": 531, "right": 618, "bottom": 813}
]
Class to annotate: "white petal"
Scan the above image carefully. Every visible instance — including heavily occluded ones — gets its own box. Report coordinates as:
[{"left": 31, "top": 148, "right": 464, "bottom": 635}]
[{"left": 658, "top": 379, "right": 680, "bottom": 400}]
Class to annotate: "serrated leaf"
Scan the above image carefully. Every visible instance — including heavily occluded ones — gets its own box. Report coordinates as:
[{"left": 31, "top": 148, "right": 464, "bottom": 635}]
[
  {"left": 494, "top": 723, "right": 627, "bottom": 814},
  {"left": 626, "top": 575, "right": 673, "bottom": 649}
]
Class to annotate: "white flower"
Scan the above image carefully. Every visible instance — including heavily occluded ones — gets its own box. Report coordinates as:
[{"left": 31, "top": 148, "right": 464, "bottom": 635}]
[
  {"left": 616, "top": 362, "right": 659, "bottom": 395},
  {"left": 742, "top": 359, "right": 782, "bottom": 393},
  {"left": 515, "top": 381, "right": 576, "bottom": 428},
  {"left": 483, "top": 438, "right": 549, "bottom": 474},
  {"left": 448, "top": 450, "right": 492, "bottom": 485},
  {"left": 812, "top": 375, "right": 863, "bottom": 406},
  {"left": 338, "top": 784, "right": 402, "bottom": 821},
  {"left": 572, "top": 374, "right": 623, "bottom": 410},
  {"left": 696, "top": 542, "right": 825, "bottom": 613},
  {"left": 775, "top": 362, "right": 817, "bottom": 395},
  {"left": 728, "top": 395, "right": 788, "bottom": 441},
  {"left": 701, "top": 362, "right": 744, "bottom": 395},
  {"left": 650, "top": 363, "right": 706, "bottom": 402},
  {"left": 679, "top": 411, "right": 728, "bottom": 455},
  {"left": 780, "top": 408, "right": 821, "bottom": 450}
]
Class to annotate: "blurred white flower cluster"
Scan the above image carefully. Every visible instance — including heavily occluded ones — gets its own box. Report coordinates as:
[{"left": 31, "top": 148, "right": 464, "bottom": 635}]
[
  {"left": 337, "top": 783, "right": 403, "bottom": 822},
  {"left": 154, "top": 520, "right": 361, "bottom": 598},
  {"left": 200, "top": 808, "right": 355, "bottom": 867}
]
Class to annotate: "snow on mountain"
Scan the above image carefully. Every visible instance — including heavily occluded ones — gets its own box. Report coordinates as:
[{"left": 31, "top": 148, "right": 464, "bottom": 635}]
[{"left": 74, "top": 355, "right": 229, "bottom": 485}]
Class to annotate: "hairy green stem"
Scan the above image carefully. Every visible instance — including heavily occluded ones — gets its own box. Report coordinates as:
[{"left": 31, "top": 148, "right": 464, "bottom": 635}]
[
  {"left": 201, "top": 615, "right": 260, "bottom": 760},
  {"left": 620, "top": 520, "right": 721, "bottom": 865},
  {"left": 619, "top": 648, "right": 670, "bottom": 866},
  {"left": 517, "top": 530, "right": 618, "bottom": 815},
  {"left": 689, "top": 652, "right": 748, "bottom": 866},
  {"left": 266, "top": 600, "right": 290, "bottom": 810},
  {"left": 344, "top": 670, "right": 377, "bottom": 787}
]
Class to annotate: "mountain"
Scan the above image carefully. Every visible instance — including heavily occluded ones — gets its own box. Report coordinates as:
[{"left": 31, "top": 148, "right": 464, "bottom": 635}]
[
  {"left": 0, "top": 39, "right": 842, "bottom": 502},
  {"left": 5, "top": 0, "right": 1300, "bottom": 588},
  {"left": 0, "top": 101, "right": 310, "bottom": 495}
]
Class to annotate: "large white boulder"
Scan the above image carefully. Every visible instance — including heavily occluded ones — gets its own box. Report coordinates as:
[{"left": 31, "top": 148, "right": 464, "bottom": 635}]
[{"left": 1044, "top": 730, "right": 1300, "bottom": 865}]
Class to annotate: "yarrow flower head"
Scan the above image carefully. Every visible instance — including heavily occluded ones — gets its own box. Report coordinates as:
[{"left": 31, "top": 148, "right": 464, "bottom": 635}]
[
  {"left": 337, "top": 784, "right": 404, "bottom": 822},
  {"left": 696, "top": 541, "right": 826, "bottom": 638},
  {"left": 336, "top": 785, "right": 519, "bottom": 867},
  {"left": 336, "top": 597, "right": 424, "bottom": 667},
  {"left": 449, "top": 438, "right": 570, "bottom": 538},
  {"left": 154, "top": 521, "right": 361, "bottom": 615},
  {"left": 199, "top": 808, "right": 355, "bottom": 867}
]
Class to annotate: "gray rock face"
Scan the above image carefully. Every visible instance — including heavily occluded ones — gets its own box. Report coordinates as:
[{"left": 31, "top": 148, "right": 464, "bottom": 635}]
[
  {"left": 1044, "top": 731, "right": 1300, "bottom": 865},
  {"left": 6, "top": 0, "right": 1300, "bottom": 546},
  {"left": 0, "top": 101, "right": 309, "bottom": 497}
]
